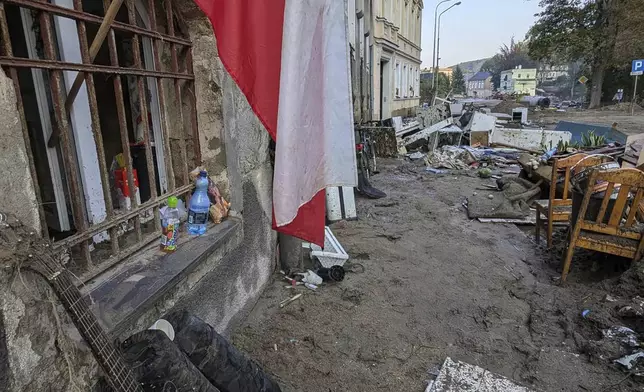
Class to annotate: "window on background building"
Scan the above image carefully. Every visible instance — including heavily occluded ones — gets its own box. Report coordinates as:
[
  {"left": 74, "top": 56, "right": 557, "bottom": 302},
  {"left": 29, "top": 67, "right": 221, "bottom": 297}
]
[
  {"left": 403, "top": 65, "right": 407, "bottom": 97},
  {"left": 396, "top": 62, "right": 401, "bottom": 97}
]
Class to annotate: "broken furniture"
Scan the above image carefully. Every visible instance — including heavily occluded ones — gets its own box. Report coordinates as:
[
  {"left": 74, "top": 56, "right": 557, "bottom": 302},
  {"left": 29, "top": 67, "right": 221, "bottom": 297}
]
[
  {"left": 535, "top": 153, "right": 612, "bottom": 248},
  {"left": 308, "top": 226, "right": 349, "bottom": 268},
  {"left": 561, "top": 168, "right": 644, "bottom": 282}
]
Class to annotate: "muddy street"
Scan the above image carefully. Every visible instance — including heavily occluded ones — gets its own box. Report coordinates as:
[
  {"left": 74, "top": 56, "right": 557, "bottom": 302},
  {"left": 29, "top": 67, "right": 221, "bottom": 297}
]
[{"left": 234, "top": 159, "right": 642, "bottom": 392}]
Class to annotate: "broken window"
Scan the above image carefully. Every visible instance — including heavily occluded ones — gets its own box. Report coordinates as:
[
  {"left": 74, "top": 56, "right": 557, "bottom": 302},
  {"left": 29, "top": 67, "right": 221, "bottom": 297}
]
[{"left": 0, "top": 0, "right": 199, "bottom": 279}]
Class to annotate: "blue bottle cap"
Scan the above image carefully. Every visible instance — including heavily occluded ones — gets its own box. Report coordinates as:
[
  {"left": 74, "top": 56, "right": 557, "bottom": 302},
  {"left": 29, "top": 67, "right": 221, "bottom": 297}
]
[{"left": 199, "top": 170, "right": 207, "bottom": 177}]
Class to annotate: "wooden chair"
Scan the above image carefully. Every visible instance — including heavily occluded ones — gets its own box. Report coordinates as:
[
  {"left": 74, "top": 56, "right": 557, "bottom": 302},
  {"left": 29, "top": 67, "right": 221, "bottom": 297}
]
[
  {"left": 535, "top": 153, "right": 607, "bottom": 248},
  {"left": 561, "top": 168, "right": 644, "bottom": 282}
]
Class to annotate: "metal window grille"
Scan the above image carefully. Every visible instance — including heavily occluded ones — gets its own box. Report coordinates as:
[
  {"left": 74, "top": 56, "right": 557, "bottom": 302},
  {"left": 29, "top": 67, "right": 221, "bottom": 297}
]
[{"left": 0, "top": 0, "right": 200, "bottom": 280}]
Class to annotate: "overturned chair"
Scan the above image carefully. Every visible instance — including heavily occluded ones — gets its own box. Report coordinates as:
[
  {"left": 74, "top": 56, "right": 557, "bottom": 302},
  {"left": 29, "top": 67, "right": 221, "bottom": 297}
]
[{"left": 561, "top": 168, "right": 644, "bottom": 282}]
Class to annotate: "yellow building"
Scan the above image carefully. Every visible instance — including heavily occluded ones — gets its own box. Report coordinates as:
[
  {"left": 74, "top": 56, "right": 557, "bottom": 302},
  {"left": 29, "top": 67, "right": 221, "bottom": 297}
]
[{"left": 372, "top": 0, "right": 424, "bottom": 119}]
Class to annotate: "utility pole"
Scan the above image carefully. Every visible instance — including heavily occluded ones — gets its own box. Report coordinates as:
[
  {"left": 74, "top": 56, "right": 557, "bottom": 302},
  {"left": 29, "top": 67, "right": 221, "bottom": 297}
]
[
  {"left": 434, "top": 2, "right": 461, "bottom": 95},
  {"left": 431, "top": 0, "right": 451, "bottom": 90}
]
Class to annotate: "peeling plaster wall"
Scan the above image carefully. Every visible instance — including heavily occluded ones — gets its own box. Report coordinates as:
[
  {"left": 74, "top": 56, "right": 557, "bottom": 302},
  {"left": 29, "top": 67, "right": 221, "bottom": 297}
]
[
  {"left": 0, "top": 270, "right": 98, "bottom": 392},
  {"left": 0, "top": 70, "right": 41, "bottom": 233},
  {"left": 168, "top": 1, "right": 276, "bottom": 334}
]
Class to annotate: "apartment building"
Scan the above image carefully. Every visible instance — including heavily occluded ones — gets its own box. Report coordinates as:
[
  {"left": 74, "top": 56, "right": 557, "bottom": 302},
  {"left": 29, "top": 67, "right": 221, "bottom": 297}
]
[
  {"left": 372, "top": 0, "right": 424, "bottom": 119},
  {"left": 500, "top": 65, "right": 537, "bottom": 96}
]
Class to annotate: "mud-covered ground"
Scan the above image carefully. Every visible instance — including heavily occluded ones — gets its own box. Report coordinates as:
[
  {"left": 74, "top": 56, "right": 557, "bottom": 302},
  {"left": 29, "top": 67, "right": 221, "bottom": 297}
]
[{"left": 233, "top": 159, "right": 644, "bottom": 392}]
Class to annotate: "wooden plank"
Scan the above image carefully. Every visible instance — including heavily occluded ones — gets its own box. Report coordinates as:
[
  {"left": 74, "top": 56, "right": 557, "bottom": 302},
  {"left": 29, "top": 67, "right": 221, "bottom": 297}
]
[
  {"left": 596, "top": 182, "right": 615, "bottom": 224},
  {"left": 576, "top": 237, "right": 636, "bottom": 258},
  {"left": 626, "top": 189, "right": 643, "bottom": 227},
  {"left": 579, "top": 221, "right": 641, "bottom": 240},
  {"left": 608, "top": 185, "right": 631, "bottom": 226}
]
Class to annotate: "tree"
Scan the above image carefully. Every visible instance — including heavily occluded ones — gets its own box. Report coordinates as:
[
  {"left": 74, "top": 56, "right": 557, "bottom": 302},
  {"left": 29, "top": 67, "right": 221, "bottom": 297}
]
[
  {"left": 420, "top": 77, "right": 433, "bottom": 104},
  {"left": 436, "top": 72, "right": 451, "bottom": 98},
  {"left": 525, "top": 0, "right": 641, "bottom": 108},
  {"left": 452, "top": 66, "right": 466, "bottom": 94},
  {"left": 481, "top": 38, "right": 538, "bottom": 90}
]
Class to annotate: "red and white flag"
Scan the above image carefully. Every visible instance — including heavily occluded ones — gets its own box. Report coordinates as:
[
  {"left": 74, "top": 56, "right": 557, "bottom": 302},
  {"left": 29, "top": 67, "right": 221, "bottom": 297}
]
[{"left": 194, "top": 0, "right": 357, "bottom": 246}]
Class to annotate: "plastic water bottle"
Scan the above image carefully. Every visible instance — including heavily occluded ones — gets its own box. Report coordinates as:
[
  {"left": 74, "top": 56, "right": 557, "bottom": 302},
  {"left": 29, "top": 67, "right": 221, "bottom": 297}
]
[
  {"left": 160, "top": 196, "right": 180, "bottom": 252},
  {"left": 187, "top": 170, "right": 210, "bottom": 235}
]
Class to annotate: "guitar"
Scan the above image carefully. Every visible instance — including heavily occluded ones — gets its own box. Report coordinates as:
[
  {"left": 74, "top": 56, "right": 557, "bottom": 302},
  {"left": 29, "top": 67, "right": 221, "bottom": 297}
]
[{"left": 0, "top": 213, "right": 143, "bottom": 392}]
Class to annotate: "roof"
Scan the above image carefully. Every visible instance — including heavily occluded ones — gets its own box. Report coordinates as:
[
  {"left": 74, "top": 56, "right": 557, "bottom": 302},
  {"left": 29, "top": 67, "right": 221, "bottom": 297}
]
[{"left": 469, "top": 71, "right": 491, "bottom": 82}]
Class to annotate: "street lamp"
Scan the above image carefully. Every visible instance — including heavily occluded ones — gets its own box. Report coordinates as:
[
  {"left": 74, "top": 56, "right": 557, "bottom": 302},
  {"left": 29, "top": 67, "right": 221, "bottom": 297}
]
[
  {"left": 434, "top": 1, "right": 461, "bottom": 93},
  {"left": 431, "top": 0, "right": 452, "bottom": 89}
]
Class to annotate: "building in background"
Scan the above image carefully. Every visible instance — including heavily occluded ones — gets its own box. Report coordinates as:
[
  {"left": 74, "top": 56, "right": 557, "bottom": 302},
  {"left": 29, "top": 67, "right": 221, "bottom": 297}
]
[
  {"left": 466, "top": 71, "right": 493, "bottom": 98},
  {"left": 347, "top": 0, "right": 374, "bottom": 124},
  {"left": 500, "top": 65, "right": 537, "bottom": 96},
  {"left": 537, "top": 64, "right": 569, "bottom": 85},
  {"left": 371, "top": 0, "right": 424, "bottom": 119},
  {"left": 438, "top": 67, "right": 453, "bottom": 81},
  {"left": 450, "top": 58, "right": 489, "bottom": 85}
]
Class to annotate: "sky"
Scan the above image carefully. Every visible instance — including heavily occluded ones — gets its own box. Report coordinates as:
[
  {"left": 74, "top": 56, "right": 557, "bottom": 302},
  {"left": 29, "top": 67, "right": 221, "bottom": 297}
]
[{"left": 420, "top": 0, "right": 543, "bottom": 68}]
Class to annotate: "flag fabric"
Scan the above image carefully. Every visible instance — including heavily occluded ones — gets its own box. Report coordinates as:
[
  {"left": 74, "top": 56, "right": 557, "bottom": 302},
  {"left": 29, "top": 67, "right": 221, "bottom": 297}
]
[{"left": 193, "top": 0, "right": 357, "bottom": 246}]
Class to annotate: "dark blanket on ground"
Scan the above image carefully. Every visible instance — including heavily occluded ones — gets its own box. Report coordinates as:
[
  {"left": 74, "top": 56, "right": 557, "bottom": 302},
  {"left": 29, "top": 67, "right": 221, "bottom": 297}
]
[
  {"left": 467, "top": 177, "right": 542, "bottom": 219},
  {"left": 121, "top": 329, "right": 220, "bottom": 392},
  {"left": 165, "top": 311, "right": 283, "bottom": 392}
]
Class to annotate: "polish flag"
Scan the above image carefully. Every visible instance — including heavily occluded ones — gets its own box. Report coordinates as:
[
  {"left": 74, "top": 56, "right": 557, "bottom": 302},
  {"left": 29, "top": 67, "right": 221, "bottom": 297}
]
[{"left": 194, "top": 0, "right": 357, "bottom": 245}]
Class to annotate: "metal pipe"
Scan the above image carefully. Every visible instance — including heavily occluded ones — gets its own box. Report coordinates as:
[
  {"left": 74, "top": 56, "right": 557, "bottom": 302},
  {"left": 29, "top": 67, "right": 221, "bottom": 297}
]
[
  {"left": 0, "top": 57, "right": 194, "bottom": 79},
  {"left": 3, "top": 0, "right": 192, "bottom": 47},
  {"left": 434, "top": 1, "right": 461, "bottom": 93},
  {"left": 431, "top": 0, "right": 451, "bottom": 89}
]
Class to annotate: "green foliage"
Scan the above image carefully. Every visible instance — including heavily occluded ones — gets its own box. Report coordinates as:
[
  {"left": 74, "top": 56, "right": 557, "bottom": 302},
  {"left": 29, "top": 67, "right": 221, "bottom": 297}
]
[
  {"left": 420, "top": 78, "right": 433, "bottom": 104},
  {"left": 452, "top": 66, "right": 466, "bottom": 94},
  {"left": 555, "top": 130, "right": 606, "bottom": 153},
  {"left": 436, "top": 72, "right": 451, "bottom": 98},
  {"left": 481, "top": 38, "right": 537, "bottom": 90},
  {"left": 581, "top": 130, "right": 606, "bottom": 147},
  {"left": 526, "top": 0, "right": 644, "bottom": 107}
]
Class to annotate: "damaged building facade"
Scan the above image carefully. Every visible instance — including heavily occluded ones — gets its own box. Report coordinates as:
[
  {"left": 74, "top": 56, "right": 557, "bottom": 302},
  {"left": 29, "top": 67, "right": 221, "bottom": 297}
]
[{"left": 0, "top": 0, "right": 276, "bottom": 390}]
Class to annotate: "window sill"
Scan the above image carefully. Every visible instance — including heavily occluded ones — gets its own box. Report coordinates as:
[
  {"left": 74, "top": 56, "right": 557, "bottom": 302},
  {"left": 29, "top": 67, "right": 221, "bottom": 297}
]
[{"left": 83, "top": 218, "right": 243, "bottom": 337}]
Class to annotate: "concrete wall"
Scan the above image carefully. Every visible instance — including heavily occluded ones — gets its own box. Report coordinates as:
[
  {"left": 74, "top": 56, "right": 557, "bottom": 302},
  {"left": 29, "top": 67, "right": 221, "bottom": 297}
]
[
  {"left": 0, "top": 70, "right": 41, "bottom": 233},
  {"left": 169, "top": 0, "right": 276, "bottom": 335}
]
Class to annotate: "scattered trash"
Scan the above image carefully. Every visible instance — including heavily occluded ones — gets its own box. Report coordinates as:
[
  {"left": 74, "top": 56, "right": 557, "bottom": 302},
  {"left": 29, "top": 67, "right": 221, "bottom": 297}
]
[
  {"left": 582, "top": 309, "right": 591, "bottom": 318},
  {"left": 304, "top": 283, "right": 318, "bottom": 291},
  {"left": 602, "top": 326, "right": 640, "bottom": 347},
  {"left": 488, "top": 194, "right": 494, "bottom": 200},
  {"left": 615, "top": 351, "right": 644, "bottom": 370},
  {"left": 187, "top": 170, "right": 211, "bottom": 236},
  {"left": 430, "top": 357, "right": 534, "bottom": 391},
  {"left": 296, "top": 270, "right": 323, "bottom": 285},
  {"left": 426, "top": 168, "right": 447, "bottom": 174},
  {"left": 160, "top": 196, "right": 181, "bottom": 253},
  {"left": 605, "top": 294, "right": 617, "bottom": 302},
  {"left": 478, "top": 168, "right": 492, "bottom": 178},
  {"left": 317, "top": 266, "right": 346, "bottom": 282},
  {"left": 309, "top": 226, "right": 350, "bottom": 268},
  {"left": 280, "top": 294, "right": 302, "bottom": 308},
  {"left": 407, "top": 152, "right": 425, "bottom": 161}
]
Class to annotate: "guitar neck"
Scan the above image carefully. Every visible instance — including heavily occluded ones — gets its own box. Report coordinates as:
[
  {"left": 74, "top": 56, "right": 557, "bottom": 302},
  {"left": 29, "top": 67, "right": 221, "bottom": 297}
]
[{"left": 52, "top": 270, "right": 142, "bottom": 392}]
